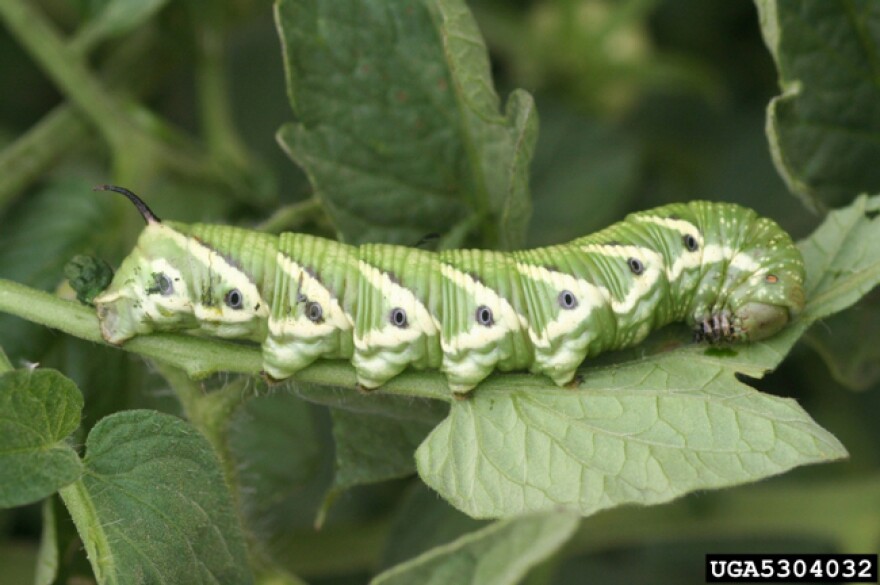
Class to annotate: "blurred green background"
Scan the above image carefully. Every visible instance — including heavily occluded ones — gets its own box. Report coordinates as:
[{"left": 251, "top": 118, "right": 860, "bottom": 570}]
[{"left": 0, "top": 0, "right": 877, "bottom": 583}]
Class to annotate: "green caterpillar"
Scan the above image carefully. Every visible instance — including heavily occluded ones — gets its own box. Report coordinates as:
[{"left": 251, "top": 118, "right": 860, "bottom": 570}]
[{"left": 93, "top": 185, "right": 806, "bottom": 396}]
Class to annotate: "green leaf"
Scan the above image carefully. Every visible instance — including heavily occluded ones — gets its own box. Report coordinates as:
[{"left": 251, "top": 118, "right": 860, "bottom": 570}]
[
  {"left": 317, "top": 407, "right": 430, "bottom": 528},
  {"left": 58, "top": 410, "right": 253, "bottom": 585},
  {"left": 328, "top": 407, "right": 437, "bottom": 492},
  {"left": 803, "top": 304, "right": 880, "bottom": 391},
  {"left": 757, "top": 0, "right": 880, "bottom": 211},
  {"left": 226, "top": 390, "right": 327, "bottom": 542},
  {"left": 292, "top": 384, "right": 447, "bottom": 524},
  {"left": 371, "top": 513, "right": 577, "bottom": 585},
  {"left": 294, "top": 382, "right": 449, "bottom": 422},
  {"left": 415, "top": 364, "right": 846, "bottom": 519},
  {"left": 797, "top": 194, "right": 880, "bottom": 321},
  {"left": 275, "top": 0, "right": 537, "bottom": 247},
  {"left": 293, "top": 384, "right": 446, "bottom": 494},
  {"left": 255, "top": 568, "right": 310, "bottom": 585},
  {"left": 787, "top": 193, "right": 880, "bottom": 391},
  {"left": 0, "top": 369, "right": 83, "bottom": 508}
]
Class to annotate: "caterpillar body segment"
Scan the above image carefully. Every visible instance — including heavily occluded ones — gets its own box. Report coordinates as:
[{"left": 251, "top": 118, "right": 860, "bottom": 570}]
[{"left": 93, "top": 188, "right": 806, "bottom": 396}]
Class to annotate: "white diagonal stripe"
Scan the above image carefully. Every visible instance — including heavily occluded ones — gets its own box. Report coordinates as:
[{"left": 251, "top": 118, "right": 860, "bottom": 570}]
[
  {"left": 438, "top": 263, "right": 529, "bottom": 353},
  {"left": 160, "top": 224, "right": 268, "bottom": 325},
  {"left": 269, "top": 252, "right": 352, "bottom": 337},
  {"left": 353, "top": 260, "right": 439, "bottom": 350}
]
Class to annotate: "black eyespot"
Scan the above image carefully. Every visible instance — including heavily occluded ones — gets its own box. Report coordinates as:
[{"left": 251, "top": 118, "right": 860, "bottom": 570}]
[
  {"left": 225, "top": 288, "right": 243, "bottom": 310},
  {"left": 627, "top": 257, "right": 644, "bottom": 275},
  {"left": 558, "top": 290, "right": 578, "bottom": 310},
  {"left": 157, "top": 273, "right": 173, "bottom": 296},
  {"left": 390, "top": 307, "right": 407, "bottom": 328},
  {"left": 476, "top": 305, "right": 494, "bottom": 326},
  {"left": 683, "top": 234, "right": 699, "bottom": 252},
  {"left": 306, "top": 301, "right": 323, "bottom": 322}
]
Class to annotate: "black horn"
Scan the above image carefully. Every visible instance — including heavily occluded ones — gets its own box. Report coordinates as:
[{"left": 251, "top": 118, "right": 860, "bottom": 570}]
[{"left": 94, "top": 185, "right": 161, "bottom": 224}]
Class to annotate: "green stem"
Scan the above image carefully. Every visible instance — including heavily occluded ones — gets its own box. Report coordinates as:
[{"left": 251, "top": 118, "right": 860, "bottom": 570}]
[
  {"left": 194, "top": 24, "right": 250, "bottom": 166},
  {"left": 0, "top": 278, "right": 451, "bottom": 402},
  {"left": 190, "top": 23, "right": 278, "bottom": 207},
  {"left": 0, "top": 0, "right": 132, "bottom": 159},
  {"left": 0, "top": 105, "right": 92, "bottom": 215},
  {"left": 58, "top": 479, "right": 116, "bottom": 585},
  {"left": 0, "top": 1, "right": 271, "bottom": 200},
  {"left": 255, "top": 197, "right": 326, "bottom": 233},
  {"left": 0, "top": 25, "right": 159, "bottom": 215}
]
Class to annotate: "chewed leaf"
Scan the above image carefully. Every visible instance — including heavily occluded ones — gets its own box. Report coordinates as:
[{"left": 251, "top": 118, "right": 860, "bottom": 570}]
[
  {"left": 59, "top": 410, "right": 253, "bottom": 584},
  {"left": 0, "top": 369, "right": 83, "bottom": 508}
]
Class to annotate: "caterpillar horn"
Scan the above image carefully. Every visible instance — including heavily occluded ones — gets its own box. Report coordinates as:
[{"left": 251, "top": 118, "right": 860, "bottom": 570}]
[{"left": 94, "top": 184, "right": 161, "bottom": 224}]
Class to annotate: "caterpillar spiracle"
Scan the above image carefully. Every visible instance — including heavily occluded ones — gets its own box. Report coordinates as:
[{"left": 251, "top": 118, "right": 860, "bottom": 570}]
[{"left": 93, "top": 186, "right": 806, "bottom": 396}]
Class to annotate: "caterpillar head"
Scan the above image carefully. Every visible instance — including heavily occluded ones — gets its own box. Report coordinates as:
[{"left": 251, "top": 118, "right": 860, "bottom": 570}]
[
  {"left": 93, "top": 186, "right": 268, "bottom": 344},
  {"left": 709, "top": 217, "right": 806, "bottom": 343}
]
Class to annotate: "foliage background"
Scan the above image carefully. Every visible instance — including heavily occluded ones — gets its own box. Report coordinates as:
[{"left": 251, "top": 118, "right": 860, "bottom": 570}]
[{"left": 0, "top": 0, "right": 878, "bottom": 583}]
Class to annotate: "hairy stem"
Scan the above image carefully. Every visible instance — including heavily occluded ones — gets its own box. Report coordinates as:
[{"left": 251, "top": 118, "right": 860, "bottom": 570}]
[{"left": 58, "top": 480, "right": 116, "bottom": 585}]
